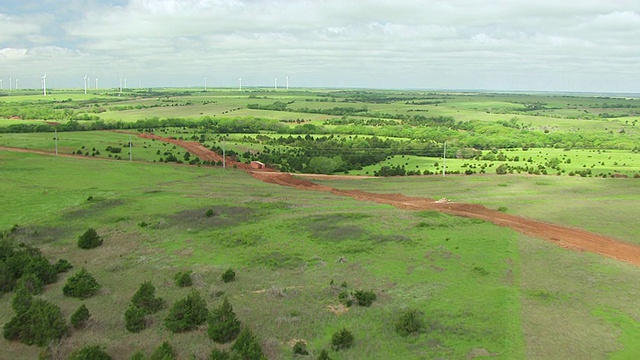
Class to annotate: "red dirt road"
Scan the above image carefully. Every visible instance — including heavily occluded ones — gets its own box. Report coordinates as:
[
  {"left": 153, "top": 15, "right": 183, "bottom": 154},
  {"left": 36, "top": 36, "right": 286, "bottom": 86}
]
[
  {"left": 251, "top": 172, "right": 640, "bottom": 267},
  {"left": 4, "top": 133, "right": 640, "bottom": 267}
]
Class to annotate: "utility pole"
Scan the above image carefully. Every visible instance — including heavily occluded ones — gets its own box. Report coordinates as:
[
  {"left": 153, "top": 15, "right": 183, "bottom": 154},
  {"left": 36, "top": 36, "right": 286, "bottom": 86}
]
[
  {"left": 222, "top": 137, "right": 226, "bottom": 169},
  {"left": 442, "top": 141, "right": 446, "bottom": 177},
  {"left": 129, "top": 135, "right": 132, "bottom": 161},
  {"left": 54, "top": 129, "right": 58, "bottom": 156}
]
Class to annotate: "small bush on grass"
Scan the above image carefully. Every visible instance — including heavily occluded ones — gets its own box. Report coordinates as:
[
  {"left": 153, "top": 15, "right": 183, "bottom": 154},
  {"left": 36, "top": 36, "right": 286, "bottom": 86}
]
[
  {"left": 231, "top": 327, "right": 266, "bottom": 359},
  {"left": 209, "top": 348, "right": 230, "bottom": 360},
  {"left": 131, "top": 281, "right": 165, "bottom": 314},
  {"left": 11, "top": 287, "right": 33, "bottom": 314},
  {"left": 130, "top": 351, "right": 146, "bottom": 360},
  {"left": 3, "top": 298, "right": 69, "bottom": 346},
  {"left": 395, "top": 309, "right": 425, "bottom": 336},
  {"left": 318, "top": 349, "right": 331, "bottom": 360},
  {"left": 70, "top": 304, "right": 91, "bottom": 329},
  {"left": 77, "top": 228, "right": 103, "bottom": 249},
  {"left": 293, "top": 340, "right": 309, "bottom": 355},
  {"left": 353, "top": 290, "right": 376, "bottom": 307},
  {"left": 68, "top": 345, "right": 112, "bottom": 360},
  {"left": 54, "top": 259, "right": 73, "bottom": 273},
  {"left": 174, "top": 270, "right": 193, "bottom": 287},
  {"left": 208, "top": 297, "right": 241, "bottom": 343},
  {"left": 150, "top": 341, "right": 176, "bottom": 360},
  {"left": 164, "top": 290, "right": 208, "bottom": 333},
  {"left": 125, "top": 304, "right": 147, "bottom": 333},
  {"left": 221, "top": 268, "right": 235, "bottom": 283},
  {"left": 331, "top": 328, "right": 354, "bottom": 351},
  {"left": 63, "top": 268, "right": 101, "bottom": 299}
]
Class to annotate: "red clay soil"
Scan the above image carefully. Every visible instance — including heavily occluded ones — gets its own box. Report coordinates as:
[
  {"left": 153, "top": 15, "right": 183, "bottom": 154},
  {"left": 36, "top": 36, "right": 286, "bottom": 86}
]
[{"left": 4, "top": 133, "right": 640, "bottom": 267}]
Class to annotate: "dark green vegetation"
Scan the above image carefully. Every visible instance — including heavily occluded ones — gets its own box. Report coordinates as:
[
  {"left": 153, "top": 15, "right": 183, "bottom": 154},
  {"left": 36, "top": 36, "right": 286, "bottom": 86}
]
[
  {"left": 62, "top": 268, "right": 101, "bottom": 299},
  {"left": 77, "top": 228, "right": 103, "bottom": 249},
  {"left": 0, "top": 89, "right": 639, "bottom": 359}
]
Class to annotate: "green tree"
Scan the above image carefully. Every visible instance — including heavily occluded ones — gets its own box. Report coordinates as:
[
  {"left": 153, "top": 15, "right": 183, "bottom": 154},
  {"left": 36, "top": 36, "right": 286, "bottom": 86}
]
[
  {"left": 131, "top": 281, "right": 165, "bottom": 314},
  {"left": 208, "top": 297, "right": 241, "bottom": 343},
  {"left": 70, "top": 304, "right": 91, "bottom": 329},
  {"left": 164, "top": 290, "right": 208, "bottom": 333},
  {"left": 77, "top": 228, "right": 103, "bottom": 249},
  {"left": 331, "top": 328, "right": 354, "bottom": 351},
  {"left": 174, "top": 270, "right": 193, "bottom": 287},
  {"left": 230, "top": 327, "right": 266, "bottom": 360},
  {"left": 150, "top": 341, "right": 176, "bottom": 360},
  {"left": 63, "top": 267, "right": 101, "bottom": 299},
  {"left": 395, "top": 309, "right": 425, "bottom": 336},
  {"left": 220, "top": 268, "right": 235, "bottom": 283},
  {"left": 318, "top": 349, "right": 331, "bottom": 360},
  {"left": 125, "top": 304, "right": 147, "bottom": 333},
  {"left": 3, "top": 298, "right": 69, "bottom": 346}
]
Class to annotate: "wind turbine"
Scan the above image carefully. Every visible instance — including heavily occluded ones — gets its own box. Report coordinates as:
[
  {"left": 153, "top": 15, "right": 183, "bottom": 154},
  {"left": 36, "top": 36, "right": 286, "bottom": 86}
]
[
  {"left": 84, "top": 75, "right": 87, "bottom": 94},
  {"left": 95, "top": 78, "right": 98, "bottom": 89},
  {"left": 124, "top": 77, "right": 127, "bottom": 89},
  {"left": 15, "top": 78, "right": 18, "bottom": 90},
  {"left": 204, "top": 76, "right": 207, "bottom": 91},
  {"left": 286, "top": 75, "right": 289, "bottom": 90},
  {"left": 9, "top": 76, "right": 12, "bottom": 91},
  {"left": 119, "top": 75, "right": 123, "bottom": 95},
  {"left": 42, "top": 74, "right": 47, "bottom": 96},
  {"left": 0, "top": 79, "right": 3, "bottom": 90},
  {"left": 275, "top": 78, "right": 278, "bottom": 90},
  {"left": 239, "top": 78, "right": 242, "bottom": 91}
]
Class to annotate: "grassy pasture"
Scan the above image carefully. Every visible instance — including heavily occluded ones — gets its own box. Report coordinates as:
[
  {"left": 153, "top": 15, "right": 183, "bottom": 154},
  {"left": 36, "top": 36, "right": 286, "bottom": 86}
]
[
  {"left": 1, "top": 151, "right": 639, "bottom": 359},
  {"left": 312, "top": 175, "right": 640, "bottom": 245},
  {"left": 352, "top": 148, "right": 640, "bottom": 177},
  {"left": 0, "top": 151, "right": 525, "bottom": 359}
]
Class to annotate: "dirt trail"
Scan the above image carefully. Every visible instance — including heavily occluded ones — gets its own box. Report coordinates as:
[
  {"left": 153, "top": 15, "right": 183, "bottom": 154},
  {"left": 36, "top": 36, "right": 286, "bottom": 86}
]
[{"left": 3, "top": 134, "right": 640, "bottom": 267}]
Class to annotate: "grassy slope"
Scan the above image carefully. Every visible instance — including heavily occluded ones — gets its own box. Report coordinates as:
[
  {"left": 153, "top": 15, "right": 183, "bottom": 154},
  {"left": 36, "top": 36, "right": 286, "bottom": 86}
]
[{"left": 0, "top": 151, "right": 523, "bottom": 359}]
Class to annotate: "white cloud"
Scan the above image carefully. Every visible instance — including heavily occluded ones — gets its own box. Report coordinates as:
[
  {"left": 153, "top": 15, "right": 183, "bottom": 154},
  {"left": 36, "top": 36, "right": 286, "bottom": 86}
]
[{"left": 1, "top": 1, "right": 639, "bottom": 91}]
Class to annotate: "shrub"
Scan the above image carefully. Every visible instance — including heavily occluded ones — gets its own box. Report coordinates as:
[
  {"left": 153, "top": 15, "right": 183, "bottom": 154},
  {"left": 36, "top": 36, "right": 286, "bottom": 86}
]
[
  {"left": 150, "top": 341, "right": 176, "bottom": 360},
  {"left": 70, "top": 304, "right": 91, "bottom": 329},
  {"left": 130, "top": 350, "right": 146, "bottom": 360},
  {"left": 68, "top": 345, "right": 112, "bottom": 360},
  {"left": 208, "top": 297, "right": 241, "bottom": 343},
  {"left": 77, "top": 228, "right": 103, "bottom": 249},
  {"left": 318, "top": 349, "right": 331, "bottom": 360},
  {"left": 221, "top": 268, "right": 235, "bottom": 283},
  {"left": 3, "top": 298, "right": 69, "bottom": 346},
  {"left": 17, "top": 272, "right": 43, "bottom": 294},
  {"left": 338, "top": 290, "right": 353, "bottom": 307},
  {"left": 174, "top": 270, "right": 193, "bottom": 287},
  {"left": 293, "top": 340, "right": 309, "bottom": 355},
  {"left": 331, "top": 328, "right": 354, "bottom": 351},
  {"left": 353, "top": 290, "right": 376, "bottom": 307},
  {"left": 63, "top": 268, "right": 101, "bottom": 299},
  {"left": 11, "top": 287, "right": 33, "bottom": 314},
  {"left": 54, "top": 259, "right": 73, "bottom": 273},
  {"left": 125, "top": 304, "right": 147, "bottom": 333},
  {"left": 231, "top": 327, "right": 266, "bottom": 359},
  {"left": 131, "top": 281, "right": 165, "bottom": 314},
  {"left": 395, "top": 309, "right": 425, "bottom": 336},
  {"left": 205, "top": 209, "right": 215, "bottom": 218},
  {"left": 209, "top": 348, "right": 230, "bottom": 360},
  {"left": 164, "top": 290, "right": 208, "bottom": 333}
]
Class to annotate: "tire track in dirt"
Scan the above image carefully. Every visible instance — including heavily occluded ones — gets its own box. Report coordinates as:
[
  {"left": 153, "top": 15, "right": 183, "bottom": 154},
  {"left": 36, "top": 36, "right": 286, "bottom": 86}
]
[{"left": 4, "top": 134, "right": 640, "bottom": 266}]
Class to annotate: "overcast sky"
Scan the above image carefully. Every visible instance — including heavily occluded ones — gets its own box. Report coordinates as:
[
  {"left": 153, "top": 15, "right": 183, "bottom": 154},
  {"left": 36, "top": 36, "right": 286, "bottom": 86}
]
[{"left": 1, "top": 0, "right": 639, "bottom": 92}]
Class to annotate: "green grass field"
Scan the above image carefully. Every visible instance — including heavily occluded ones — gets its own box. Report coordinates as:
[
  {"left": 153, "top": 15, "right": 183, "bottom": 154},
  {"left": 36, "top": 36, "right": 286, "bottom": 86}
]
[{"left": 1, "top": 150, "right": 639, "bottom": 359}]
